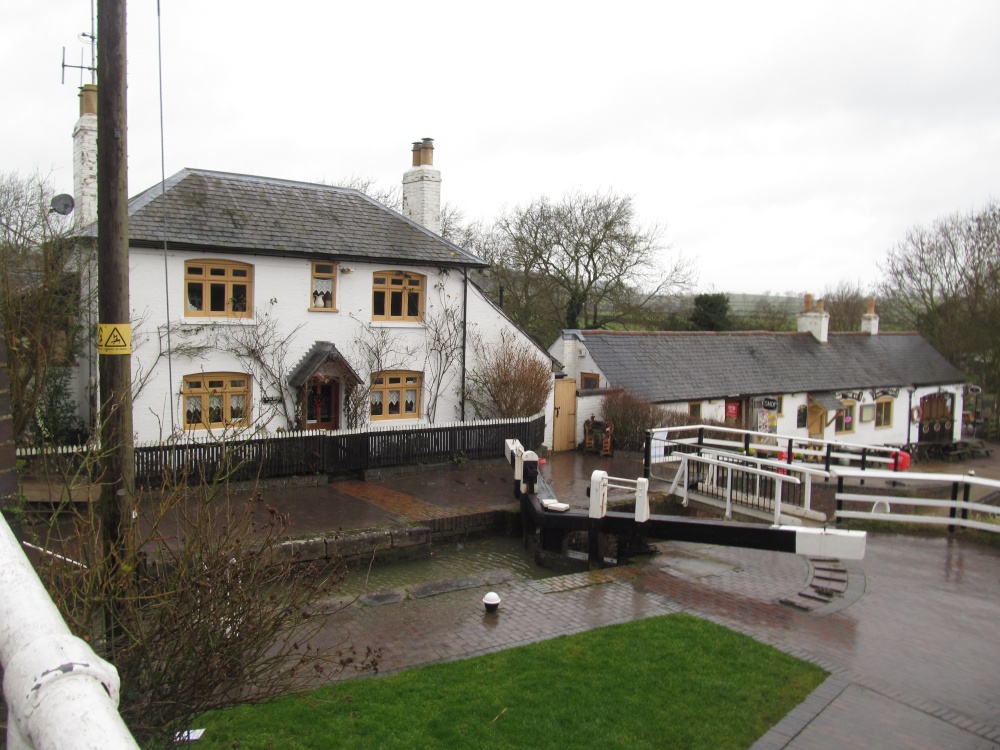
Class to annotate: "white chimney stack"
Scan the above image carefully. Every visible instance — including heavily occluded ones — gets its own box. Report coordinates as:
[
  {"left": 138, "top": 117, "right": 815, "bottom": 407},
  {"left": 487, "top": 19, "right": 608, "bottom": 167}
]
[
  {"left": 73, "top": 84, "right": 98, "bottom": 228},
  {"left": 861, "top": 297, "right": 879, "bottom": 335},
  {"left": 402, "top": 138, "right": 441, "bottom": 235},
  {"left": 797, "top": 293, "right": 830, "bottom": 343}
]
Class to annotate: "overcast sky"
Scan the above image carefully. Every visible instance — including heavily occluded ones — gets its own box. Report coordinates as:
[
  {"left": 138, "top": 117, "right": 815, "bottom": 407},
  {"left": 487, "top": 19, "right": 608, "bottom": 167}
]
[{"left": 6, "top": 0, "right": 999, "bottom": 295}]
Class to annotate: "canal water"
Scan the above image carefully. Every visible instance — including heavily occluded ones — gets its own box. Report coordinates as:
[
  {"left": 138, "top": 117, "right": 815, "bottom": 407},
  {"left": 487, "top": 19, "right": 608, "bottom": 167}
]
[{"left": 328, "top": 535, "right": 560, "bottom": 597}]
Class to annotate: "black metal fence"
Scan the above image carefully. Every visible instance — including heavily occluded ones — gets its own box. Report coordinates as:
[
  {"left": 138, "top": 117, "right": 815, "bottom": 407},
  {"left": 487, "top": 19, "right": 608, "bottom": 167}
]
[{"left": 19, "top": 414, "right": 547, "bottom": 487}]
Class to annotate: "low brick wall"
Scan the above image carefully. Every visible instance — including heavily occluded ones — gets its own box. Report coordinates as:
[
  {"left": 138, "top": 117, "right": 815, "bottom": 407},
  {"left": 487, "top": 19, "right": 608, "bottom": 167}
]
[{"left": 273, "top": 509, "right": 520, "bottom": 567}]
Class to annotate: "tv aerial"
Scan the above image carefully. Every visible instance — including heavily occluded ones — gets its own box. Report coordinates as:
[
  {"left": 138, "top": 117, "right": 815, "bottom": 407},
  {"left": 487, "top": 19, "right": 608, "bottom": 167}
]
[{"left": 61, "top": 0, "right": 97, "bottom": 85}]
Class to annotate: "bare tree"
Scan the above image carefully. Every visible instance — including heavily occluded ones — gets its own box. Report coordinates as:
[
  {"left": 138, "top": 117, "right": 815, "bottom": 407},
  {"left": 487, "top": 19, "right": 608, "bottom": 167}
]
[
  {"left": 345, "top": 316, "right": 420, "bottom": 428},
  {"left": 878, "top": 200, "right": 1000, "bottom": 392},
  {"left": 821, "top": 280, "right": 870, "bottom": 332},
  {"left": 0, "top": 171, "right": 82, "bottom": 443},
  {"left": 485, "top": 190, "right": 693, "bottom": 344},
  {"left": 422, "top": 279, "right": 464, "bottom": 424},
  {"left": 466, "top": 329, "right": 551, "bottom": 418}
]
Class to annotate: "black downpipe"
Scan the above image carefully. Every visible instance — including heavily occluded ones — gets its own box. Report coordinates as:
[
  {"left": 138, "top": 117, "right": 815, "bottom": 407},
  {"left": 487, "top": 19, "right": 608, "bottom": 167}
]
[{"left": 461, "top": 267, "right": 468, "bottom": 421}]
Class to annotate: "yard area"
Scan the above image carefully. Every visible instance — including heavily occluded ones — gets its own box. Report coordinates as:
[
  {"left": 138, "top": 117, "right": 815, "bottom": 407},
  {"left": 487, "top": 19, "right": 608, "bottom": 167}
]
[{"left": 196, "top": 613, "right": 825, "bottom": 749}]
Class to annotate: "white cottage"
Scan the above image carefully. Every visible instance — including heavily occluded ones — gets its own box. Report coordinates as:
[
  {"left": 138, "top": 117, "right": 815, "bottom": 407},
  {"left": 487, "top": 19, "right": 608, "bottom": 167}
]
[
  {"left": 70, "top": 87, "right": 553, "bottom": 444},
  {"left": 549, "top": 295, "right": 966, "bottom": 451}
]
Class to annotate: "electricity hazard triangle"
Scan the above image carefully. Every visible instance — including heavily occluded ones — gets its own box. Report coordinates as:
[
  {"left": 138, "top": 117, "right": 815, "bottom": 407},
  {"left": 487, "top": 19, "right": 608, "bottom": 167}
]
[{"left": 103, "top": 327, "right": 128, "bottom": 350}]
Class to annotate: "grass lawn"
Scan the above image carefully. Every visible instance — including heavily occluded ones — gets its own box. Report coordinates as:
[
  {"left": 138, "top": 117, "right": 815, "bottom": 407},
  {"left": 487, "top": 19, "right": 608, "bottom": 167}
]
[{"left": 196, "top": 613, "right": 825, "bottom": 749}]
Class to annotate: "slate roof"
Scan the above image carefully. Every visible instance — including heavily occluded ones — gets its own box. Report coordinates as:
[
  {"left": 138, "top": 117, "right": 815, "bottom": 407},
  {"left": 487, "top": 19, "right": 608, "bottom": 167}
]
[
  {"left": 575, "top": 330, "right": 965, "bottom": 403},
  {"left": 86, "top": 169, "right": 487, "bottom": 269}
]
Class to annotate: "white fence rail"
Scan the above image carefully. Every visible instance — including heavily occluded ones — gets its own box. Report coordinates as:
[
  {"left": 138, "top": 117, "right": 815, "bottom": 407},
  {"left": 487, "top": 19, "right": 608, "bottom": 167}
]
[
  {"left": 0, "top": 514, "right": 139, "bottom": 749},
  {"left": 831, "top": 467, "right": 1000, "bottom": 533}
]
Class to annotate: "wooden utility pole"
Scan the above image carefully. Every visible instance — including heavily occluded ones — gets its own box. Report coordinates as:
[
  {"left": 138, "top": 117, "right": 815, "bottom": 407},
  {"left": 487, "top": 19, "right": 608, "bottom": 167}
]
[{"left": 96, "top": 0, "right": 134, "bottom": 567}]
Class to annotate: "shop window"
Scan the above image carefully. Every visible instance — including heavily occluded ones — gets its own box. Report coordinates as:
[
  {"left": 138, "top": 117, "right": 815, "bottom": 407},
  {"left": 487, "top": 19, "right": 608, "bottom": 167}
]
[
  {"left": 875, "top": 399, "right": 893, "bottom": 428},
  {"left": 183, "top": 373, "right": 251, "bottom": 430},
  {"left": 835, "top": 402, "right": 856, "bottom": 434},
  {"left": 370, "top": 371, "right": 421, "bottom": 420},
  {"left": 372, "top": 271, "right": 424, "bottom": 322},
  {"left": 310, "top": 262, "right": 337, "bottom": 310},
  {"left": 581, "top": 372, "right": 600, "bottom": 389},
  {"left": 185, "top": 260, "right": 252, "bottom": 318}
]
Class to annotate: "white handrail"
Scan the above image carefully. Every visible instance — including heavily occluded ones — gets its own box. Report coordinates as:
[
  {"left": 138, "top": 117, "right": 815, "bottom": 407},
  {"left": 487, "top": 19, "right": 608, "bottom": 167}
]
[{"left": 0, "top": 515, "right": 139, "bottom": 749}]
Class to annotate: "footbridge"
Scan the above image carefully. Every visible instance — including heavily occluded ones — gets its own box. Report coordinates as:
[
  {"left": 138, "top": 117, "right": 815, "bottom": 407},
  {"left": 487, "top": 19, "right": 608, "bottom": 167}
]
[{"left": 505, "top": 439, "right": 867, "bottom": 569}]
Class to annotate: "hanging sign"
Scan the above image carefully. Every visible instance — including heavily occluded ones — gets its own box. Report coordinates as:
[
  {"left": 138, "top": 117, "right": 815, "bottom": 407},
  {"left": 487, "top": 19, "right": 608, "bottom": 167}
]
[{"left": 97, "top": 323, "right": 132, "bottom": 355}]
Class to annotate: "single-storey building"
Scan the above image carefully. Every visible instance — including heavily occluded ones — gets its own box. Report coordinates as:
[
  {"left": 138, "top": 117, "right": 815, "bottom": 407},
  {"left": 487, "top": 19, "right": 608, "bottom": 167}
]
[{"left": 548, "top": 296, "right": 965, "bottom": 451}]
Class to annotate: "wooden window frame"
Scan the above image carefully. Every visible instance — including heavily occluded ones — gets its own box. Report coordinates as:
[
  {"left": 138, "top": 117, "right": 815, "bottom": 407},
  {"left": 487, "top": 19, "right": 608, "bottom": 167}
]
[
  {"left": 184, "top": 259, "right": 253, "bottom": 318},
  {"left": 580, "top": 372, "right": 600, "bottom": 390},
  {"left": 370, "top": 371, "right": 422, "bottom": 421},
  {"left": 183, "top": 372, "right": 251, "bottom": 430},
  {"left": 835, "top": 401, "right": 856, "bottom": 434},
  {"left": 309, "top": 261, "right": 338, "bottom": 311},
  {"left": 688, "top": 402, "right": 702, "bottom": 420},
  {"left": 875, "top": 399, "right": 893, "bottom": 429},
  {"left": 372, "top": 271, "right": 424, "bottom": 322}
]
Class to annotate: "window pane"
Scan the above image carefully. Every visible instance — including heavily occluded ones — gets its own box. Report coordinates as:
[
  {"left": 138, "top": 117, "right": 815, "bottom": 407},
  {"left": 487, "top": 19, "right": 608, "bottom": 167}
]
[
  {"left": 405, "top": 389, "right": 416, "bottom": 414},
  {"left": 370, "top": 391, "right": 383, "bottom": 416},
  {"left": 208, "top": 394, "right": 223, "bottom": 424},
  {"left": 315, "top": 264, "right": 334, "bottom": 275},
  {"left": 231, "top": 268, "right": 248, "bottom": 278},
  {"left": 208, "top": 380, "right": 224, "bottom": 389},
  {"left": 187, "top": 283, "right": 203, "bottom": 311},
  {"left": 209, "top": 267, "right": 226, "bottom": 277},
  {"left": 232, "top": 284, "right": 248, "bottom": 312},
  {"left": 230, "top": 394, "right": 245, "bottom": 421},
  {"left": 187, "top": 380, "right": 202, "bottom": 390},
  {"left": 407, "top": 291, "right": 420, "bottom": 318},
  {"left": 210, "top": 283, "right": 227, "bottom": 311},
  {"left": 373, "top": 291, "right": 385, "bottom": 317},
  {"left": 388, "top": 390, "right": 400, "bottom": 415},
  {"left": 390, "top": 290, "right": 403, "bottom": 317},
  {"left": 187, "top": 266, "right": 204, "bottom": 276},
  {"left": 185, "top": 396, "right": 202, "bottom": 425}
]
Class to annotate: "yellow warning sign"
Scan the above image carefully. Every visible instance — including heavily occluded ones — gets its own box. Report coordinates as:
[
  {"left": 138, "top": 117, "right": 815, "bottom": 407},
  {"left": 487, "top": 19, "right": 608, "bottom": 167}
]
[{"left": 97, "top": 323, "right": 132, "bottom": 355}]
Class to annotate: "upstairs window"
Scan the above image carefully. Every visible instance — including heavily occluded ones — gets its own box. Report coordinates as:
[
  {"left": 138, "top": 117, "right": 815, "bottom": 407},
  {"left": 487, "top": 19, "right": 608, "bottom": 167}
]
[
  {"left": 580, "top": 373, "right": 600, "bottom": 390},
  {"left": 370, "top": 371, "right": 421, "bottom": 420},
  {"left": 372, "top": 271, "right": 424, "bottom": 322},
  {"left": 185, "top": 260, "right": 252, "bottom": 318},
  {"left": 310, "top": 262, "right": 337, "bottom": 310},
  {"left": 183, "top": 373, "right": 251, "bottom": 430}
]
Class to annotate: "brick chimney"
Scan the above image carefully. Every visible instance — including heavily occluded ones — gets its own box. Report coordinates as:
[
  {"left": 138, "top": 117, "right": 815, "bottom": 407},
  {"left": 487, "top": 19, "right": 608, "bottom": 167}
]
[
  {"left": 797, "top": 293, "right": 829, "bottom": 343},
  {"left": 861, "top": 297, "right": 879, "bottom": 335},
  {"left": 401, "top": 137, "right": 441, "bottom": 235},
  {"left": 73, "top": 84, "right": 98, "bottom": 228}
]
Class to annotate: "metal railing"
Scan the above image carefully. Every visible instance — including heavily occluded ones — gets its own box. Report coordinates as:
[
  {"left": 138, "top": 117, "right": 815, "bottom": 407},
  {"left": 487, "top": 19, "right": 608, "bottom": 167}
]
[
  {"left": 0, "top": 513, "right": 139, "bottom": 749},
  {"left": 832, "top": 467, "right": 1000, "bottom": 533}
]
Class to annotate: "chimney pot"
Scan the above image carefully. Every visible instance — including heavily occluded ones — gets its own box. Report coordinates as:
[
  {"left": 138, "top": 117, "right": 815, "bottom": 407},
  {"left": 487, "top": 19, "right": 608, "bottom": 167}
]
[
  {"left": 411, "top": 141, "right": 422, "bottom": 167},
  {"left": 420, "top": 138, "right": 434, "bottom": 166},
  {"left": 79, "top": 83, "right": 98, "bottom": 117},
  {"left": 803, "top": 293, "right": 813, "bottom": 312},
  {"left": 816, "top": 299, "right": 825, "bottom": 313},
  {"left": 867, "top": 297, "right": 876, "bottom": 315}
]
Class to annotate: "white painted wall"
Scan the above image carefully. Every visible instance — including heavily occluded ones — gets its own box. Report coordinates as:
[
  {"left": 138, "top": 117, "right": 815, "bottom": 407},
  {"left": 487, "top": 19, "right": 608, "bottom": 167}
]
[{"left": 113, "top": 250, "right": 551, "bottom": 444}]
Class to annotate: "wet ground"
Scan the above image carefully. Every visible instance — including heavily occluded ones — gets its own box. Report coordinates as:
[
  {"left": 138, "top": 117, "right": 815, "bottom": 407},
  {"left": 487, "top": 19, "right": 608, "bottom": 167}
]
[{"left": 16, "top": 446, "right": 1000, "bottom": 747}]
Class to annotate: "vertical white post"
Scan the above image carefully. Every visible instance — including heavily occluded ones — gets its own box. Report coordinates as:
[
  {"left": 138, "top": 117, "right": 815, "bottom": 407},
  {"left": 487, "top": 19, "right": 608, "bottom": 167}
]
[
  {"left": 682, "top": 459, "right": 690, "bottom": 508},
  {"left": 634, "top": 477, "right": 650, "bottom": 522},
  {"left": 803, "top": 473, "right": 812, "bottom": 513},
  {"left": 589, "top": 471, "right": 608, "bottom": 518},
  {"left": 773, "top": 480, "right": 783, "bottom": 525}
]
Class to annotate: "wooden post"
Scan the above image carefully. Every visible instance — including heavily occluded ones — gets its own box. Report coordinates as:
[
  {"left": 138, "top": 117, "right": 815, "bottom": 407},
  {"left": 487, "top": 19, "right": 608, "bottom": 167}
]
[{"left": 97, "top": 0, "right": 135, "bottom": 594}]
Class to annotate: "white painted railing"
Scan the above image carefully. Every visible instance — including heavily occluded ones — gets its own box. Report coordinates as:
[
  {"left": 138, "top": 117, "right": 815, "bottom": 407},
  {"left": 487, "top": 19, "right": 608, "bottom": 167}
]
[
  {"left": 0, "top": 514, "right": 139, "bottom": 749},
  {"left": 588, "top": 471, "right": 650, "bottom": 522},
  {"left": 832, "top": 467, "right": 1000, "bottom": 533},
  {"left": 663, "top": 450, "right": 814, "bottom": 525}
]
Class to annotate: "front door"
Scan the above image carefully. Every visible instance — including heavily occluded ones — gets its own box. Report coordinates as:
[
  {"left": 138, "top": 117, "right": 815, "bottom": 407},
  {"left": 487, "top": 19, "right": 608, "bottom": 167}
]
[
  {"left": 553, "top": 378, "right": 578, "bottom": 452},
  {"left": 305, "top": 379, "right": 339, "bottom": 430}
]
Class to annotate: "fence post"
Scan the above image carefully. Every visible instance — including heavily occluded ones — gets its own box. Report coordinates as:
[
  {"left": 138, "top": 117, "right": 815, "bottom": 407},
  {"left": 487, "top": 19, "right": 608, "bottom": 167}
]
[
  {"left": 962, "top": 478, "right": 971, "bottom": 525},
  {"left": 725, "top": 465, "right": 733, "bottom": 519},
  {"left": 743, "top": 433, "right": 751, "bottom": 455},
  {"left": 836, "top": 476, "right": 844, "bottom": 525},
  {"left": 825, "top": 443, "right": 833, "bottom": 475},
  {"left": 949, "top": 481, "right": 960, "bottom": 533},
  {"left": 773, "top": 480, "right": 783, "bottom": 525},
  {"left": 860, "top": 448, "right": 867, "bottom": 486},
  {"left": 643, "top": 430, "right": 653, "bottom": 479},
  {"left": 697, "top": 426, "right": 705, "bottom": 455}
]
